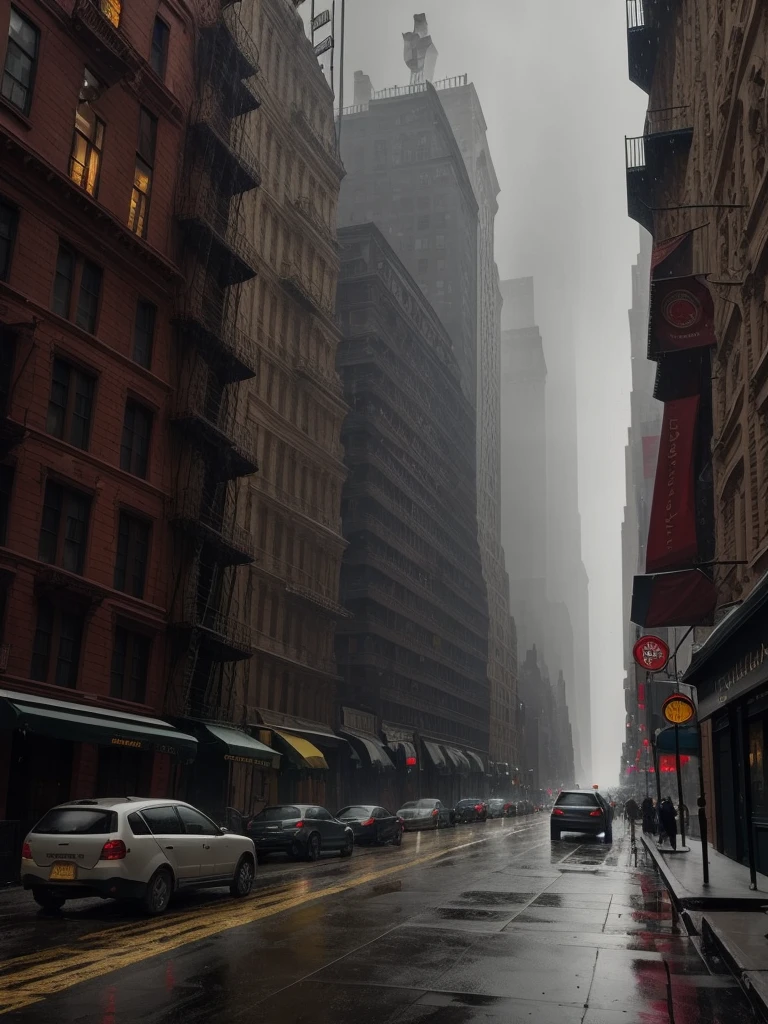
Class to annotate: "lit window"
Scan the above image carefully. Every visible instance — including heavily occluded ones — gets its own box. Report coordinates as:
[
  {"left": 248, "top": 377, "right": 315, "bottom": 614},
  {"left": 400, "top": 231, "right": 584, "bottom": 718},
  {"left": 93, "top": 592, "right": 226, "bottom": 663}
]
[
  {"left": 98, "top": 0, "right": 121, "bottom": 29},
  {"left": 128, "top": 108, "right": 157, "bottom": 237},
  {"left": 2, "top": 8, "right": 39, "bottom": 115},
  {"left": 69, "top": 69, "right": 104, "bottom": 197}
]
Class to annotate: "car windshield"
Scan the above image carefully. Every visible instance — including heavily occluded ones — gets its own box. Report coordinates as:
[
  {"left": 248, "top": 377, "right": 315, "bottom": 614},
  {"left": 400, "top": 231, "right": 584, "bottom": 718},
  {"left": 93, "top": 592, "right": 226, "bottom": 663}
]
[
  {"left": 457, "top": 799, "right": 480, "bottom": 806},
  {"left": 337, "top": 806, "right": 371, "bottom": 817},
  {"left": 399, "top": 802, "right": 417, "bottom": 809},
  {"left": 252, "top": 806, "right": 301, "bottom": 821},
  {"left": 32, "top": 809, "right": 117, "bottom": 835},
  {"left": 555, "top": 793, "right": 598, "bottom": 807},
  {"left": 416, "top": 800, "right": 437, "bottom": 807}
]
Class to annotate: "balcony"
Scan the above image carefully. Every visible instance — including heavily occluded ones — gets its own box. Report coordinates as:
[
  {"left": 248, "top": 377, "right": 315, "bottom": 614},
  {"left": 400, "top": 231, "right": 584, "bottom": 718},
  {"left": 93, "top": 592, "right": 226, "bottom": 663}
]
[
  {"left": 173, "top": 597, "right": 254, "bottom": 662},
  {"left": 171, "top": 383, "right": 259, "bottom": 478},
  {"left": 626, "top": 0, "right": 658, "bottom": 93},
  {"left": 625, "top": 106, "right": 692, "bottom": 234},
  {"left": 214, "top": 8, "right": 260, "bottom": 79},
  {"left": 190, "top": 98, "right": 262, "bottom": 196},
  {"left": 291, "top": 196, "right": 338, "bottom": 251},
  {"left": 177, "top": 193, "right": 260, "bottom": 285},
  {"left": 173, "top": 296, "right": 257, "bottom": 383},
  {"left": 294, "top": 355, "right": 344, "bottom": 401},
  {"left": 280, "top": 261, "right": 331, "bottom": 317},
  {"left": 71, "top": 0, "right": 140, "bottom": 86},
  {"left": 285, "top": 581, "right": 351, "bottom": 619},
  {"left": 170, "top": 488, "right": 254, "bottom": 565}
]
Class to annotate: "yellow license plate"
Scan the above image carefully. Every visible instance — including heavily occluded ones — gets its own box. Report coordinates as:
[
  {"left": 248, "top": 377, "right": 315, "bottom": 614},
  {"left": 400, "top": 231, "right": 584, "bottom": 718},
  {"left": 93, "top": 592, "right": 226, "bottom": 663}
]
[{"left": 49, "top": 862, "right": 77, "bottom": 881}]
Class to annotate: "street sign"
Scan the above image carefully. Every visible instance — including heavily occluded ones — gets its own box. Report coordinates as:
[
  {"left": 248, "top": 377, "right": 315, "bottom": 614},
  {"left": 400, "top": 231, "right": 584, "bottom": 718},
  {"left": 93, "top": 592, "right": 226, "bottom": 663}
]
[
  {"left": 313, "top": 35, "right": 333, "bottom": 56},
  {"left": 632, "top": 634, "right": 670, "bottom": 672},
  {"left": 662, "top": 692, "right": 696, "bottom": 725},
  {"left": 312, "top": 10, "right": 331, "bottom": 31}
]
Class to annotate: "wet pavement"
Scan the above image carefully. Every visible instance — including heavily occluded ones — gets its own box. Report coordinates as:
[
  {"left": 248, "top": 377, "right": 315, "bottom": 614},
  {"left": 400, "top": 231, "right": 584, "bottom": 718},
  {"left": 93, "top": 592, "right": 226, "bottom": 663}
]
[{"left": 0, "top": 816, "right": 755, "bottom": 1022}]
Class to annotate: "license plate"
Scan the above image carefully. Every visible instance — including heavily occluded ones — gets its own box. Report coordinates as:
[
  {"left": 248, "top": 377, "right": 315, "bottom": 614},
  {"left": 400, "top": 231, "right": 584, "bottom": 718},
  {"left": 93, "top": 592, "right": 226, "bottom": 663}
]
[{"left": 49, "top": 862, "right": 77, "bottom": 881}]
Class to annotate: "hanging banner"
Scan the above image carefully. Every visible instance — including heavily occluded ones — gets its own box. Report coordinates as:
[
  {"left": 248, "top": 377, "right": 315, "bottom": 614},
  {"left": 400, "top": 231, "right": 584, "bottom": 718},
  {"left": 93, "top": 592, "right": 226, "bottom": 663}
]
[
  {"left": 631, "top": 568, "right": 717, "bottom": 628},
  {"left": 651, "top": 231, "right": 693, "bottom": 277},
  {"left": 646, "top": 395, "right": 700, "bottom": 572},
  {"left": 649, "top": 276, "right": 717, "bottom": 354}
]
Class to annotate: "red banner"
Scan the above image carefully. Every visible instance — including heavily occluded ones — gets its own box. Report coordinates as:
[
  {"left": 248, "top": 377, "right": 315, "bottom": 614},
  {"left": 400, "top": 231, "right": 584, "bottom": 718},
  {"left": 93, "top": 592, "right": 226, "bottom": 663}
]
[
  {"left": 646, "top": 395, "right": 700, "bottom": 572},
  {"left": 650, "top": 276, "right": 716, "bottom": 353},
  {"left": 651, "top": 232, "right": 692, "bottom": 275}
]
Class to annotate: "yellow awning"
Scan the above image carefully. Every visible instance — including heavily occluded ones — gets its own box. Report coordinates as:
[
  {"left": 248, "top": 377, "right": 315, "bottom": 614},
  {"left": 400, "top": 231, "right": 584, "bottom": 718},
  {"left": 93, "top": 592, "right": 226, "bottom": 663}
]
[{"left": 274, "top": 730, "right": 328, "bottom": 770}]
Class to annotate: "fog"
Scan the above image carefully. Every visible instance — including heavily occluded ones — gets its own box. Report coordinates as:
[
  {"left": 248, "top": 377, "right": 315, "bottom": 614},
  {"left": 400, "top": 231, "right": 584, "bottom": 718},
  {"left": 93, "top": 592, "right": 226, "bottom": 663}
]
[{"left": 309, "top": 0, "right": 649, "bottom": 785}]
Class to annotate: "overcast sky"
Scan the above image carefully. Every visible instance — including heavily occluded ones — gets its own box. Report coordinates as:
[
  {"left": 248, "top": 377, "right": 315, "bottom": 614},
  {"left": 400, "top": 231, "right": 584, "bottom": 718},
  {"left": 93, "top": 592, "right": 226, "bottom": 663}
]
[{"left": 308, "top": 1, "right": 650, "bottom": 785}]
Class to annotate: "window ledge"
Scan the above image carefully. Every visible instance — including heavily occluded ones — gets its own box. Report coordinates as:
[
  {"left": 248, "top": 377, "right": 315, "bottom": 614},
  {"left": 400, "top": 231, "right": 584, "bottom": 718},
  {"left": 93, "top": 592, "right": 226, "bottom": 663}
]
[{"left": 0, "top": 96, "right": 33, "bottom": 132}]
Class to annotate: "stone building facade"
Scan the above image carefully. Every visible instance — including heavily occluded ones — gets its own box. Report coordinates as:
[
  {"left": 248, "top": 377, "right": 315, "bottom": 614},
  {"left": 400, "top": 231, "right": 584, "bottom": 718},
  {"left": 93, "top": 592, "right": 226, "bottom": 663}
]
[{"left": 336, "top": 222, "right": 490, "bottom": 810}]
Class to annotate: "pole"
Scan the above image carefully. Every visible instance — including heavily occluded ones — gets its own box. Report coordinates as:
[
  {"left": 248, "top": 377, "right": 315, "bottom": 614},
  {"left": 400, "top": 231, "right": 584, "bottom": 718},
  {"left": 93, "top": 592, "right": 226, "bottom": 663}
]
[
  {"left": 336, "top": 0, "right": 345, "bottom": 153},
  {"left": 674, "top": 724, "right": 686, "bottom": 849},
  {"left": 696, "top": 719, "right": 709, "bottom": 885},
  {"left": 653, "top": 735, "right": 662, "bottom": 811}
]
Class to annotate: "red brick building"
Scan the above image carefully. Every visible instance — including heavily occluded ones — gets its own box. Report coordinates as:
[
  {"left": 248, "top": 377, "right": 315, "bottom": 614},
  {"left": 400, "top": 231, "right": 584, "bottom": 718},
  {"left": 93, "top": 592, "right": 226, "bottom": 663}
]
[{"left": 0, "top": 0, "right": 212, "bottom": 841}]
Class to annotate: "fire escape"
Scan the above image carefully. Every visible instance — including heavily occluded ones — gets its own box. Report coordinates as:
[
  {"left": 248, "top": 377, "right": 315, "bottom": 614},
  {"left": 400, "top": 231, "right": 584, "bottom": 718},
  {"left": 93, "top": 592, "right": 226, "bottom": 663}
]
[{"left": 169, "top": 2, "right": 261, "bottom": 722}]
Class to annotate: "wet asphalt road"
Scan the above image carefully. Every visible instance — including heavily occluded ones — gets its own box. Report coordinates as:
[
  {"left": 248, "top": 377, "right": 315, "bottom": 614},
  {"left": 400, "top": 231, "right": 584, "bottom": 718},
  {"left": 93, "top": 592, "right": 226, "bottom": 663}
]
[{"left": 0, "top": 816, "right": 755, "bottom": 1023}]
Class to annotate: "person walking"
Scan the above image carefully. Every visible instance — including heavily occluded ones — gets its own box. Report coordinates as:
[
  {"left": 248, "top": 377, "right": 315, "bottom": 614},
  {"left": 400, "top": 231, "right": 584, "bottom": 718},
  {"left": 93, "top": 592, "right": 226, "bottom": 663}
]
[
  {"left": 658, "top": 798, "right": 678, "bottom": 851},
  {"left": 625, "top": 797, "right": 639, "bottom": 822},
  {"left": 641, "top": 796, "right": 656, "bottom": 835}
]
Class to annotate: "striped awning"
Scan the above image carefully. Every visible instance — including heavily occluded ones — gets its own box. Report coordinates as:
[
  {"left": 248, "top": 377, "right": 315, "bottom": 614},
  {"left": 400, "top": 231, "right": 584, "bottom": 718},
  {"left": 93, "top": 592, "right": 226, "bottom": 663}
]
[
  {"left": 422, "top": 740, "right": 447, "bottom": 770},
  {"left": 465, "top": 750, "right": 485, "bottom": 773},
  {"left": 443, "top": 746, "right": 471, "bottom": 773}
]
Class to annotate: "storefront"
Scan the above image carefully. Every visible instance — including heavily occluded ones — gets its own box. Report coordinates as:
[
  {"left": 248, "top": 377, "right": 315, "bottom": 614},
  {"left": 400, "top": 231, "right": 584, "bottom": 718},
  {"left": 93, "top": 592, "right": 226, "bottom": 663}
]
[
  {"left": 381, "top": 723, "right": 419, "bottom": 809},
  {"left": 682, "top": 572, "right": 768, "bottom": 879},
  {"left": 338, "top": 707, "right": 394, "bottom": 808}
]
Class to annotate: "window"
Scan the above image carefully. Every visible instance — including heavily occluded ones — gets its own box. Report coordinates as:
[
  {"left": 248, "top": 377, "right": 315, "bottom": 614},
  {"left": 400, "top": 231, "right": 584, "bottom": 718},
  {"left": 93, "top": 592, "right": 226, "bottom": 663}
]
[
  {"left": 177, "top": 805, "right": 219, "bottom": 836},
  {"left": 110, "top": 625, "right": 151, "bottom": 702},
  {"left": 2, "top": 8, "right": 39, "bottom": 116},
  {"left": 69, "top": 69, "right": 104, "bottom": 197},
  {"left": 98, "top": 0, "right": 121, "bottom": 28},
  {"left": 0, "top": 199, "right": 18, "bottom": 281},
  {"left": 141, "top": 806, "right": 184, "bottom": 835},
  {"left": 46, "top": 358, "right": 95, "bottom": 450},
  {"left": 128, "top": 108, "right": 157, "bottom": 237},
  {"left": 150, "top": 18, "right": 169, "bottom": 79},
  {"left": 38, "top": 480, "right": 91, "bottom": 574},
  {"left": 127, "top": 811, "right": 151, "bottom": 836},
  {"left": 133, "top": 300, "right": 156, "bottom": 368},
  {"left": 436, "top": 235, "right": 446, "bottom": 250},
  {"left": 32, "top": 808, "right": 116, "bottom": 835},
  {"left": 417, "top": 259, "right": 429, "bottom": 274},
  {"left": 373, "top": 140, "right": 387, "bottom": 166},
  {"left": 52, "top": 243, "right": 102, "bottom": 333},
  {"left": 120, "top": 401, "right": 152, "bottom": 477},
  {"left": 417, "top": 215, "right": 430, "bottom": 230},
  {"left": 0, "top": 465, "right": 13, "bottom": 545},
  {"left": 30, "top": 598, "right": 84, "bottom": 688},
  {"left": 114, "top": 511, "right": 150, "bottom": 597}
]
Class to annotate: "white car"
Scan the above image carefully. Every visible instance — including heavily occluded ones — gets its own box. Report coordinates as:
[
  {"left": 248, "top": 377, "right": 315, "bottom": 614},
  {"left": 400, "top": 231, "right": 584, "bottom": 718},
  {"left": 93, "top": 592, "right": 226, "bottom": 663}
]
[{"left": 20, "top": 797, "right": 256, "bottom": 915}]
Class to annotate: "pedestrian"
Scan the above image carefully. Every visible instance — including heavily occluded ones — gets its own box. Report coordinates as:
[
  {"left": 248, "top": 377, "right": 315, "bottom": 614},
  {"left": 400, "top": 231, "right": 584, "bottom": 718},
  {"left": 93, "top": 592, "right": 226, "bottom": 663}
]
[
  {"left": 625, "top": 797, "right": 639, "bottom": 822},
  {"left": 658, "top": 798, "right": 678, "bottom": 851},
  {"left": 641, "top": 795, "right": 656, "bottom": 835}
]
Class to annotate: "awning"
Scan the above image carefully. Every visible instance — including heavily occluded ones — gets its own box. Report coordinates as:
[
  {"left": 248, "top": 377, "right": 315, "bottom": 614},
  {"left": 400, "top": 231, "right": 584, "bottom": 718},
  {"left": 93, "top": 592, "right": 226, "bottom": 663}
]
[
  {"left": 255, "top": 709, "right": 341, "bottom": 745},
  {"left": 631, "top": 569, "right": 718, "bottom": 628},
  {"left": 422, "top": 740, "right": 447, "bottom": 771},
  {"left": 339, "top": 727, "right": 394, "bottom": 769},
  {"left": 465, "top": 750, "right": 485, "bottom": 773},
  {"left": 656, "top": 725, "right": 699, "bottom": 755},
  {"left": 273, "top": 730, "right": 328, "bottom": 770},
  {"left": 443, "top": 746, "right": 471, "bottom": 773},
  {"left": 386, "top": 739, "right": 417, "bottom": 764},
  {"left": 0, "top": 688, "right": 197, "bottom": 760},
  {"left": 195, "top": 723, "right": 280, "bottom": 770}
]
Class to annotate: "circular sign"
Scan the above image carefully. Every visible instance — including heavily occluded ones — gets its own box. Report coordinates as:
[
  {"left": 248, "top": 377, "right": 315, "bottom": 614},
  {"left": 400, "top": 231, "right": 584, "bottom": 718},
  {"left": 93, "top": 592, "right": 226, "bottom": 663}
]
[
  {"left": 662, "top": 289, "right": 701, "bottom": 330},
  {"left": 633, "top": 635, "right": 670, "bottom": 672},
  {"left": 662, "top": 693, "right": 696, "bottom": 725}
]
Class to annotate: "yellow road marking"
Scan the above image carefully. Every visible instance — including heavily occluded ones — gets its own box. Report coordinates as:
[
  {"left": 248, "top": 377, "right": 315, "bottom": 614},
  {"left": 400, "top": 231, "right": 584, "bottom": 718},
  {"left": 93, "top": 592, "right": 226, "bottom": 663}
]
[{"left": 0, "top": 824, "right": 542, "bottom": 1015}]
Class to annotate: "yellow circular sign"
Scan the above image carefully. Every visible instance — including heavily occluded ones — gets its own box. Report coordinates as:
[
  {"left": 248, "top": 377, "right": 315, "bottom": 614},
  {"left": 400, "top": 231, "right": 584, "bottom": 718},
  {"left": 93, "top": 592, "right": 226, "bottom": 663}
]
[{"left": 662, "top": 694, "right": 695, "bottom": 725}]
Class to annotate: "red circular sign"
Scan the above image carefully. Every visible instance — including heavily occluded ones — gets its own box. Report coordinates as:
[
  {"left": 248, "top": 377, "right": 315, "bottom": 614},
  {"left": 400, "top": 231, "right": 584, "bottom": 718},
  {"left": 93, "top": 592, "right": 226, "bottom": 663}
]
[
  {"left": 632, "top": 634, "right": 670, "bottom": 672},
  {"left": 662, "top": 289, "right": 701, "bottom": 330}
]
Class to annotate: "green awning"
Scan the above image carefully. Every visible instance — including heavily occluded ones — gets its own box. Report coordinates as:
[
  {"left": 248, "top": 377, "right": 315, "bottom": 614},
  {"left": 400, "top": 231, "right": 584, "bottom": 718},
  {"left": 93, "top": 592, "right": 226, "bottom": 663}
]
[
  {"left": 0, "top": 688, "right": 198, "bottom": 761},
  {"left": 198, "top": 723, "right": 280, "bottom": 770}
]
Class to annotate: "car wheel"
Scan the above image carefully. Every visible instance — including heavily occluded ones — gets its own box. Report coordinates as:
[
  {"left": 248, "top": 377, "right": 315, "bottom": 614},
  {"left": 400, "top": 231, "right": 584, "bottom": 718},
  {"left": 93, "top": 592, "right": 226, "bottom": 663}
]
[
  {"left": 142, "top": 867, "right": 173, "bottom": 916},
  {"left": 393, "top": 829, "right": 403, "bottom": 847},
  {"left": 33, "top": 890, "right": 66, "bottom": 913},
  {"left": 305, "top": 832, "right": 321, "bottom": 862},
  {"left": 550, "top": 826, "right": 560, "bottom": 842},
  {"left": 339, "top": 834, "right": 353, "bottom": 858},
  {"left": 230, "top": 855, "right": 255, "bottom": 897}
]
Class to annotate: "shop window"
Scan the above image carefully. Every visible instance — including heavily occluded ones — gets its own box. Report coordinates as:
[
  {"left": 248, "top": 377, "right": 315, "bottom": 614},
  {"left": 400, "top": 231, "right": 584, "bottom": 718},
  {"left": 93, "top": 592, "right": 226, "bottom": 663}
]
[
  {"left": 30, "top": 598, "right": 84, "bottom": 687},
  {"left": 0, "top": 464, "right": 13, "bottom": 545},
  {"left": 128, "top": 108, "right": 157, "bottom": 238},
  {"left": 120, "top": 400, "right": 152, "bottom": 478},
  {"left": 52, "top": 243, "right": 103, "bottom": 334},
  {"left": 113, "top": 511, "right": 150, "bottom": 597},
  {"left": 69, "top": 69, "right": 104, "bottom": 197},
  {"left": 110, "top": 625, "right": 150, "bottom": 702},
  {"left": 750, "top": 719, "right": 767, "bottom": 817},
  {"left": 2, "top": 7, "right": 39, "bottom": 116},
  {"left": 150, "top": 18, "right": 169, "bottom": 79},
  {"left": 46, "top": 357, "right": 95, "bottom": 450},
  {"left": 133, "top": 299, "right": 156, "bottom": 369},
  {"left": 38, "top": 480, "right": 91, "bottom": 574},
  {"left": 0, "top": 199, "right": 18, "bottom": 282}
]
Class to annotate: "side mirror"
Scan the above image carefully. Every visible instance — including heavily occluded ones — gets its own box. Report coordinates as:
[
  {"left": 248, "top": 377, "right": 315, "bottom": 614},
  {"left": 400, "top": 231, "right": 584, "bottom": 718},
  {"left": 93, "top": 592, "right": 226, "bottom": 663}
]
[{"left": 218, "top": 826, "right": 230, "bottom": 835}]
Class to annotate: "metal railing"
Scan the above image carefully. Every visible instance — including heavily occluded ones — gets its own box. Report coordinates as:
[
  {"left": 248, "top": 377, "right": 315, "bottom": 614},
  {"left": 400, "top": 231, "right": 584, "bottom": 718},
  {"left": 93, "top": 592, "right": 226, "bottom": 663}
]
[
  {"left": 626, "top": 0, "right": 645, "bottom": 29},
  {"left": 173, "top": 381, "right": 259, "bottom": 469},
  {"left": 251, "top": 627, "right": 337, "bottom": 675},
  {"left": 295, "top": 355, "right": 343, "bottom": 398},
  {"left": 177, "top": 597, "right": 254, "bottom": 655},
  {"left": 171, "top": 488, "right": 255, "bottom": 560},
  {"left": 285, "top": 581, "right": 349, "bottom": 618},
  {"left": 645, "top": 105, "right": 690, "bottom": 136},
  {"left": 71, "top": 0, "right": 138, "bottom": 73},
  {"left": 625, "top": 135, "right": 646, "bottom": 171},
  {"left": 176, "top": 296, "right": 258, "bottom": 380},
  {"left": 280, "top": 260, "right": 333, "bottom": 317},
  {"left": 252, "top": 474, "right": 341, "bottom": 531},
  {"left": 220, "top": 6, "right": 260, "bottom": 76},
  {"left": 192, "top": 97, "right": 263, "bottom": 188},
  {"left": 177, "top": 192, "right": 260, "bottom": 278},
  {"left": 292, "top": 196, "right": 336, "bottom": 246}
]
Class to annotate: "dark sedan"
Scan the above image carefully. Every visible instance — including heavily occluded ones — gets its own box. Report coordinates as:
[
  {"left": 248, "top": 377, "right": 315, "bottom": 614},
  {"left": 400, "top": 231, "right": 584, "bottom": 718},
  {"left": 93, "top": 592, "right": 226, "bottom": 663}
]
[
  {"left": 488, "top": 798, "right": 516, "bottom": 819},
  {"left": 396, "top": 799, "right": 453, "bottom": 831},
  {"left": 336, "top": 805, "right": 404, "bottom": 846},
  {"left": 453, "top": 798, "right": 488, "bottom": 824},
  {"left": 247, "top": 804, "right": 354, "bottom": 861},
  {"left": 550, "top": 790, "right": 613, "bottom": 842}
]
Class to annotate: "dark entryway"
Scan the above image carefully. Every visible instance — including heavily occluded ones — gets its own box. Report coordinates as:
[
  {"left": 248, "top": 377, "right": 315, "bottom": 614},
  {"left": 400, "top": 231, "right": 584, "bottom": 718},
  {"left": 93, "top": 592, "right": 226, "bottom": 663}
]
[{"left": 95, "top": 746, "right": 153, "bottom": 799}]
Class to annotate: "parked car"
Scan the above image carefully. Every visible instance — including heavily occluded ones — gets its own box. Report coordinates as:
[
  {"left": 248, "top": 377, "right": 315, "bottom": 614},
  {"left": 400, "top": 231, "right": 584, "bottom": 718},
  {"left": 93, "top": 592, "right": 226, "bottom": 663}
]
[
  {"left": 550, "top": 790, "right": 613, "bottom": 842},
  {"left": 335, "top": 805, "right": 404, "bottom": 846},
  {"left": 488, "top": 798, "right": 516, "bottom": 819},
  {"left": 396, "top": 799, "right": 453, "bottom": 830},
  {"left": 453, "top": 798, "right": 488, "bottom": 824},
  {"left": 20, "top": 797, "right": 256, "bottom": 915},
  {"left": 247, "top": 804, "right": 353, "bottom": 862}
]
